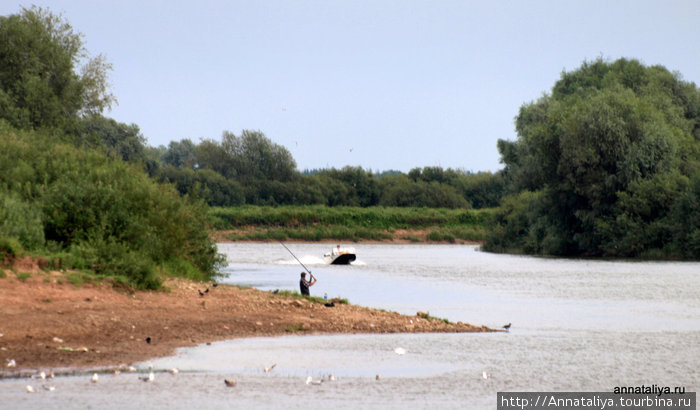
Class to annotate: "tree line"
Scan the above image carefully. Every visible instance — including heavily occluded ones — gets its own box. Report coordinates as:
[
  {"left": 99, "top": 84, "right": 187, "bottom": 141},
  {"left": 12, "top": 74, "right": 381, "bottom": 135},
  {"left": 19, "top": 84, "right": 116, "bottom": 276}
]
[
  {"left": 145, "top": 132, "right": 504, "bottom": 209},
  {"left": 1, "top": 7, "right": 697, "bottom": 264}
]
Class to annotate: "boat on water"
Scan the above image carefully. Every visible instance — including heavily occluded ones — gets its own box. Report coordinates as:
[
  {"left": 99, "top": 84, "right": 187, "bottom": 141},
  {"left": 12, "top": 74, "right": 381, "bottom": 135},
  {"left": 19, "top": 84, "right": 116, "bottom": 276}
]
[{"left": 324, "top": 245, "right": 356, "bottom": 265}]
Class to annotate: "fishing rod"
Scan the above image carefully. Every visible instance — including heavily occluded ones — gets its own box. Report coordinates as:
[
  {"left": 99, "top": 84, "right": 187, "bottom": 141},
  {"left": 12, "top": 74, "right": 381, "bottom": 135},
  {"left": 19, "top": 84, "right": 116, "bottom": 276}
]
[{"left": 279, "top": 241, "right": 312, "bottom": 275}]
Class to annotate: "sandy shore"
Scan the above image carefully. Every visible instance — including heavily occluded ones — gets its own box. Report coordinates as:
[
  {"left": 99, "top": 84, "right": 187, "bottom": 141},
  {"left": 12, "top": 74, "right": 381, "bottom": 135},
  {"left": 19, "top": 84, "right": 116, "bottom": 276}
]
[{"left": 0, "top": 257, "right": 494, "bottom": 376}]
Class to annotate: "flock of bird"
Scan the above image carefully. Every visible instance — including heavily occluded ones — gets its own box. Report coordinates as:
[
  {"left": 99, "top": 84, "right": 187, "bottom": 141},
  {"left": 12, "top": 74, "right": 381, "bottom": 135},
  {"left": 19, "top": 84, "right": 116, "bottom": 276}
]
[{"left": 14, "top": 319, "right": 513, "bottom": 393}]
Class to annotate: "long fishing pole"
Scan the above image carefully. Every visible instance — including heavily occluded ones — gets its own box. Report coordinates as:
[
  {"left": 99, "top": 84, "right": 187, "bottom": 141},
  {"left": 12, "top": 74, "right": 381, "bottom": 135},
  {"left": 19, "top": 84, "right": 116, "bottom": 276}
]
[{"left": 279, "top": 241, "right": 312, "bottom": 274}]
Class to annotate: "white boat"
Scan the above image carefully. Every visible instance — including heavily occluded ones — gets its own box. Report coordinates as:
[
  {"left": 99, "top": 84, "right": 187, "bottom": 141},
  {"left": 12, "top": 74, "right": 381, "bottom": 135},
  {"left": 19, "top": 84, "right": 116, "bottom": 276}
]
[{"left": 323, "top": 245, "right": 356, "bottom": 265}]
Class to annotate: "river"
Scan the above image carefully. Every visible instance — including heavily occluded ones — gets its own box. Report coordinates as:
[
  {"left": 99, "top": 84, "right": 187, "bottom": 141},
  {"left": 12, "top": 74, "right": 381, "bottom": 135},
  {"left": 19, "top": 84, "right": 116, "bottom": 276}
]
[{"left": 2, "top": 243, "right": 698, "bottom": 409}]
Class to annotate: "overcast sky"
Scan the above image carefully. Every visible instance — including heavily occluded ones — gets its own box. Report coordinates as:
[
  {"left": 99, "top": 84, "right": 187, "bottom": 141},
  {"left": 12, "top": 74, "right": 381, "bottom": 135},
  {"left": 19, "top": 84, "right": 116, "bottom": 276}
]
[{"left": 3, "top": 1, "right": 699, "bottom": 173}]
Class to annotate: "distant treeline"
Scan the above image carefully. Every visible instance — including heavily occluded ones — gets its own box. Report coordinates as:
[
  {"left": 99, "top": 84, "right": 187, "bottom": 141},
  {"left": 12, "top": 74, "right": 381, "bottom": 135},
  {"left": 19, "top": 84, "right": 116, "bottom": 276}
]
[{"left": 143, "top": 131, "right": 504, "bottom": 209}]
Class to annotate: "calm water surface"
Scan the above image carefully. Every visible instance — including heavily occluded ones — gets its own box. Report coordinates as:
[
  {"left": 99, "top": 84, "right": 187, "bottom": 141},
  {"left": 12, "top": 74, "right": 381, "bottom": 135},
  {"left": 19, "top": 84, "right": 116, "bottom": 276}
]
[{"left": 3, "top": 243, "right": 698, "bottom": 409}]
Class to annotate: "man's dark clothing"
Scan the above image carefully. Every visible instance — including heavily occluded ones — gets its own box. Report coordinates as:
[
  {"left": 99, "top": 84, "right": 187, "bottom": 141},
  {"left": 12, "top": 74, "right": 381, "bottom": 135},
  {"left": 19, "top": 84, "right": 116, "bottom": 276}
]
[{"left": 300, "top": 278, "right": 310, "bottom": 295}]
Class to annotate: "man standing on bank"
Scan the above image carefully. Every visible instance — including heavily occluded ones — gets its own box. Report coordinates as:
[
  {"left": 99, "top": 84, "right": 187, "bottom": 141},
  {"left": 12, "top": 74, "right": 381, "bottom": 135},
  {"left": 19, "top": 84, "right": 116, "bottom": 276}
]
[{"left": 299, "top": 271, "right": 317, "bottom": 296}]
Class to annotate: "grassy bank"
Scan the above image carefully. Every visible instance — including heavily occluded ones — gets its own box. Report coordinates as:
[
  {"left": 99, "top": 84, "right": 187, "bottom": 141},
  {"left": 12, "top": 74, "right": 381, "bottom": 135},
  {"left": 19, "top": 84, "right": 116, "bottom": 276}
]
[{"left": 208, "top": 205, "right": 496, "bottom": 243}]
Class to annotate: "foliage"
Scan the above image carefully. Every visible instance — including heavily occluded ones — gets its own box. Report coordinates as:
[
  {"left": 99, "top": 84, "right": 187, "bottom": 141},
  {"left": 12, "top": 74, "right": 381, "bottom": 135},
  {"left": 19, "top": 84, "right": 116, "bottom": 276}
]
[
  {"left": 487, "top": 58, "right": 700, "bottom": 259},
  {"left": 0, "top": 123, "right": 224, "bottom": 288},
  {"left": 0, "top": 7, "right": 115, "bottom": 131},
  {"left": 78, "top": 115, "right": 147, "bottom": 163}
]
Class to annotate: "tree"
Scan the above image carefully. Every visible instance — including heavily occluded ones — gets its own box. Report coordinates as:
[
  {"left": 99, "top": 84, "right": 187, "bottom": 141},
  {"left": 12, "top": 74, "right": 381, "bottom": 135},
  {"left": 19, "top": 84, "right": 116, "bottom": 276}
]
[
  {"left": 486, "top": 58, "right": 700, "bottom": 258},
  {"left": 80, "top": 115, "right": 146, "bottom": 163},
  {"left": 0, "top": 7, "right": 115, "bottom": 131},
  {"left": 162, "top": 138, "right": 197, "bottom": 169},
  {"left": 221, "top": 130, "right": 297, "bottom": 182}
]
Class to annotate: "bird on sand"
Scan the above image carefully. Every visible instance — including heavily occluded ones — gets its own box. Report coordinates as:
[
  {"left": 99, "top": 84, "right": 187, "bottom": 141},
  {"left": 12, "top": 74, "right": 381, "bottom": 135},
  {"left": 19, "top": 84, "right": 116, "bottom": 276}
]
[
  {"left": 503, "top": 323, "right": 511, "bottom": 331},
  {"left": 482, "top": 371, "right": 490, "bottom": 379},
  {"left": 224, "top": 379, "right": 237, "bottom": 387},
  {"left": 198, "top": 289, "right": 205, "bottom": 297},
  {"left": 139, "top": 372, "right": 155, "bottom": 382},
  {"left": 6, "top": 359, "right": 16, "bottom": 368},
  {"left": 42, "top": 384, "right": 56, "bottom": 392},
  {"left": 168, "top": 368, "right": 179, "bottom": 375},
  {"left": 264, "top": 364, "right": 276, "bottom": 373},
  {"left": 91, "top": 373, "right": 99, "bottom": 383},
  {"left": 26, "top": 385, "right": 35, "bottom": 393},
  {"left": 375, "top": 374, "right": 381, "bottom": 381}
]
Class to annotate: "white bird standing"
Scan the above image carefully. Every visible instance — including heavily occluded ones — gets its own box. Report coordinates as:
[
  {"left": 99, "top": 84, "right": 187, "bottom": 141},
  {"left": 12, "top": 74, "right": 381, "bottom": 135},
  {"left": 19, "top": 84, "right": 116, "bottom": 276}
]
[
  {"left": 394, "top": 347, "right": 407, "bottom": 355},
  {"left": 482, "top": 371, "right": 490, "bottom": 379},
  {"left": 168, "top": 368, "right": 179, "bottom": 375},
  {"left": 139, "top": 372, "right": 155, "bottom": 382},
  {"left": 26, "top": 385, "right": 35, "bottom": 393},
  {"left": 91, "top": 373, "right": 99, "bottom": 383}
]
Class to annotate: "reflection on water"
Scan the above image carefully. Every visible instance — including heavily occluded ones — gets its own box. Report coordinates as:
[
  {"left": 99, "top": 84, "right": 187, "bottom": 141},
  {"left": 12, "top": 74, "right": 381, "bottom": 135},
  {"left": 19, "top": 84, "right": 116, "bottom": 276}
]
[{"left": 2, "top": 243, "right": 698, "bottom": 409}]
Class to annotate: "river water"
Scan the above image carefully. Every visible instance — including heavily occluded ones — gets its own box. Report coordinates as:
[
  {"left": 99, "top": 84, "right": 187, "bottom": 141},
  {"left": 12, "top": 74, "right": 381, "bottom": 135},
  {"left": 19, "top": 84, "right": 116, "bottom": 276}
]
[{"left": 2, "top": 243, "right": 698, "bottom": 409}]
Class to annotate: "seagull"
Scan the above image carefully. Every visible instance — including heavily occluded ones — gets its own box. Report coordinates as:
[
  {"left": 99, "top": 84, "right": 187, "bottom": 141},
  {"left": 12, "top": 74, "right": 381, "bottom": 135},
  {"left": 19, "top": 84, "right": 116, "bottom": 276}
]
[
  {"left": 91, "top": 373, "right": 99, "bottom": 383},
  {"left": 113, "top": 369, "right": 121, "bottom": 375},
  {"left": 224, "top": 379, "right": 237, "bottom": 387},
  {"left": 375, "top": 374, "right": 381, "bottom": 381},
  {"left": 6, "top": 359, "right": 16, "bottom": 368},
  {"left": 327, "top": 374, "right": 336, "bottom": 381},
  {"left": 503, "top": 323, "right": 511, "bottom": 331},
  {"left": 264, "top": 364, "right": 276, "bottom": 373},
  {"left": 26, "top": 385, "right": 35, "bottom": 393},
  {"left": 394, "top": 347, "right": 407, "bottom": 355},
  {"left": 127, "top": 366, "right": 137, "bottom": 372},
  {"left": 482, "top": 371, "right": 490, "bottom": 379},
  {"left": 168, "top": 368, "right": 179, "bottom": 375},
  {"left": 305, "top": 376, "right": 323, "bottom": 385},
  {"left": 38, "top": 371, "right": 46, "bottom": 380},
  {"left": 139, "top": 372, "right": 155, "bottom": 382},
  {"left": 42, "top": 384, "right": 56, "bottom": 392}
]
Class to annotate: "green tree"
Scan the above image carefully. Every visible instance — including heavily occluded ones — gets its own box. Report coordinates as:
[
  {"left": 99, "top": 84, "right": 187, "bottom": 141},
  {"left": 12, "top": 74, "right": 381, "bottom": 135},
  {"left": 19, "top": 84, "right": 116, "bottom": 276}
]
[
  {"left": 221, "top": 130, "right": 297, "bottom": 182},
  {"left": 0, "top": 7, "right": 115, "bottom": 131},
  {"left": 162, "top": 139, "right": 198, "bottom": 169},
  {"left": 79, "top": 115, "right": 146, "bottom": 163},
  {"left": 486, "top": 58, "right": 700, "bottom": 258}
]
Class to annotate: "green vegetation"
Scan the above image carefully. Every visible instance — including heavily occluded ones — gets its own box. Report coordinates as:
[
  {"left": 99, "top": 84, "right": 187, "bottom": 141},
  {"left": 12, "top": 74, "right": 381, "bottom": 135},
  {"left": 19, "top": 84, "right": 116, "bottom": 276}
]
[
  {"left": 209, "top": 205, "right": 495, "bottom": 242},
  {"left": 485, "top": 58, "right": 700, "bottom": 259},
  {"left": 1, "top": 4, "right": 695, "bottom": 284},
  {"left": 285, "top": 323, "right": 305, "bottom": 332},
  {"left": 417, "top": 311, "right": 451, "bottom": 324},
  {"left": 276, "top": 289, "right": 349, "bottom": 305},
  {"left": 0, "top": 7, "right": 224, "bottom": 288}
]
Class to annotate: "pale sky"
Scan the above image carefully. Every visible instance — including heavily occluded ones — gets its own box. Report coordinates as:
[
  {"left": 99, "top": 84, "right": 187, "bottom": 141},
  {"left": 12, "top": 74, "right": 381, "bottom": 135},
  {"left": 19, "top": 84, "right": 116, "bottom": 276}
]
[{"left": 3, "top": 1, "right": 699, "bottom": 173}]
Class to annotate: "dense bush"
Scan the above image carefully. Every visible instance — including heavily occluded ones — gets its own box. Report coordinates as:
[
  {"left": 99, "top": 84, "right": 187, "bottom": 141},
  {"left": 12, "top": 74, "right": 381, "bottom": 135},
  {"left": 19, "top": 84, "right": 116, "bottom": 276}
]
[{"left": 0, "top": 123, "right": 224, "bottom": 287}]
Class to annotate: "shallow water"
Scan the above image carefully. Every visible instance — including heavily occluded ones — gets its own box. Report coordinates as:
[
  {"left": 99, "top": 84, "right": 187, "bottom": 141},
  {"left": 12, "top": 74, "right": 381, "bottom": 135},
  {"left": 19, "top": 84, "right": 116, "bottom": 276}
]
[{"left": 2, "top": 243, "right": 698, "bottom": 409}]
